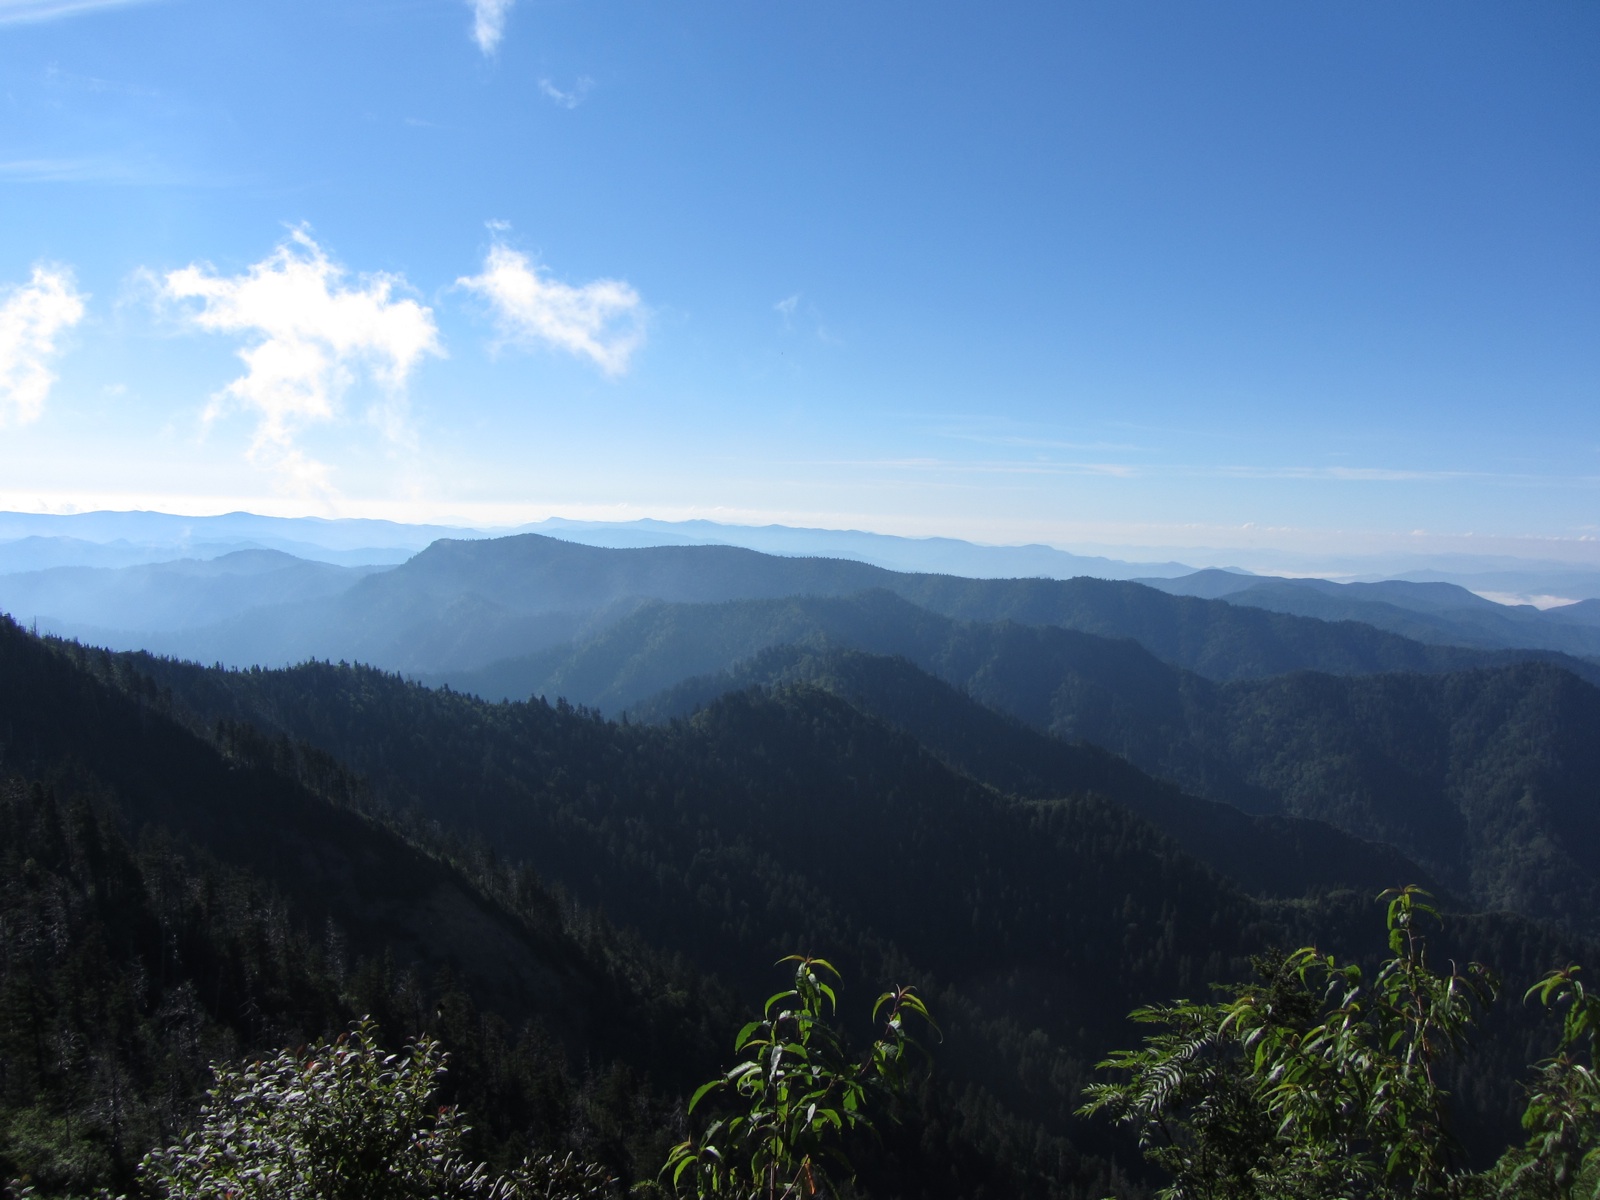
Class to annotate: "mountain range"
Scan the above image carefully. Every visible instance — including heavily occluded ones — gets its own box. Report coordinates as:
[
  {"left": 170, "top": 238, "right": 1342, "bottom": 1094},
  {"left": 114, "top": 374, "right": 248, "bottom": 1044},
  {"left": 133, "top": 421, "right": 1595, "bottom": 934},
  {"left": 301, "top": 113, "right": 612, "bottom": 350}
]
[
  {"left": 1144, "top": 568, "right": 1600, "bottom": 658},
  {"left": 5, "top": 515, "right": 1600, "bottom": 1196},
  {"left": 7, "top": 509, "right": 1600, "bottom": 602},
  {"left": 6, "top": 533, "right": 1598, "bottom": 682},
  {"left": 7, "top": 608, "right": 1593, "bottom": 1196}
]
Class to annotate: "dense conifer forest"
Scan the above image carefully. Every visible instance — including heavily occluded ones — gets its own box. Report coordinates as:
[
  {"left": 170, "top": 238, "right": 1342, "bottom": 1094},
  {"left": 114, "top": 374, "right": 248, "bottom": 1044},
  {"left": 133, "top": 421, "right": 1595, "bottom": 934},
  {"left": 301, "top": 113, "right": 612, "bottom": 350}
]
[{"left": 3, "top": 601, "right": 1597, "bottom": 1197}]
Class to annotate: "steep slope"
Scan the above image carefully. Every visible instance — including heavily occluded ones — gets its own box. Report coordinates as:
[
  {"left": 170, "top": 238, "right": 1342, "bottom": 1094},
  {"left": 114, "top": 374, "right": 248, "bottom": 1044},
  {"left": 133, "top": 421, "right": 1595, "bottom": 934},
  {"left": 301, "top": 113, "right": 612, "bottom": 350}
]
[
  {"left": 0, "top": 615, "right": 675, "bottom": 1044},
  {"left": 635, "top": 644, "right": 1436, "bottom": 902},
  {"left": 0, "top": 616, "right": 772, "bottom": 1196},
  {"left": 1189, "top": 665, "right": 1600, "bottom": 933},
  {"left": 454, "top": 591, "right": 1600, "bottom": 935},
  {"left": 96, "top": 643, "right": 1270, "bottom": 1042},
  {"left": 74, "top": 645, "right": 1327, "bottom": 1160},
  {"left": 53, "top": 632, "right": 1600, "bottom": 1186},
  {"left": 436, "top": 590, "right": 964, "bottom": 706}
]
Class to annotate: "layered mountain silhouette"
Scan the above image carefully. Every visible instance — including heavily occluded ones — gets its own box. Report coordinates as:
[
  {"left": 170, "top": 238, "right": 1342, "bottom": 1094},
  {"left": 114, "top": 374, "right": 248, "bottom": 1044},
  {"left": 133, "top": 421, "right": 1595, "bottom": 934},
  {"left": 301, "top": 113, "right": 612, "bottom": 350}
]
[
  {"left": 0, "top": 549, "right": 387, "bottom": 636},
  {"left": 1143, "top": 568, "right": 1600, "bottom": 658},
  {"left": 8, "top": 534, "right": 1599, "bottom": 685},
  {"left": 500, "top": 591, "right": 1600, "bottom": 935},
  {"left": 9, "top": 533, "right": 1597, "bottom": 939}
]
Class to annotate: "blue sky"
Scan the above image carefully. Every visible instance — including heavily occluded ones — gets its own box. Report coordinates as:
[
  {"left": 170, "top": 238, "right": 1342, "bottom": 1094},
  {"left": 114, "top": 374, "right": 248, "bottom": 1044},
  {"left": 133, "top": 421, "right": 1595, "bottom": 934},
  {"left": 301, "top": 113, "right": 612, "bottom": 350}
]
[{"left": 0, "top": 0, "right": 1596, "bottom": 563}]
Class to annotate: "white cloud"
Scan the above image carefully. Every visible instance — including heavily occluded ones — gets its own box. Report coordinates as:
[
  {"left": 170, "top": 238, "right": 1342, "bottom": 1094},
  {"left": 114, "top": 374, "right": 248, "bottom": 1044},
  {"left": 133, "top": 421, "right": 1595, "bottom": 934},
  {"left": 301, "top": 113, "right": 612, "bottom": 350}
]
[
  {"left": 775, "top": 294, "right": 800, "bottom": 319},
  {"left": 0, "top": 265, "right": 87, "bottom": 428},
  {"left": 468, "top": 0, "right": 513, "bottom": 54},
  {"left": 538, "top": 76, "right": 594, "bottom": 109},
  {"left": 161, "top": 229, "right": 441, "bottom": 496},
  {"left": 458, "top": 242, "right": 644, "bottom": 376}
]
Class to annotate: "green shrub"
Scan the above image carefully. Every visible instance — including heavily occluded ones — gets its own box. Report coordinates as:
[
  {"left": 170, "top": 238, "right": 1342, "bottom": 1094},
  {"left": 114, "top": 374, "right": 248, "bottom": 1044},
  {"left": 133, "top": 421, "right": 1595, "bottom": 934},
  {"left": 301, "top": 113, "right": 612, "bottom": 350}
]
[
  {"left": 1081, "top": 887, "right": 1600, "bottom": 1200},
  {"left": 140, "top": 1019, "right": 611, "bottom": 1200}
]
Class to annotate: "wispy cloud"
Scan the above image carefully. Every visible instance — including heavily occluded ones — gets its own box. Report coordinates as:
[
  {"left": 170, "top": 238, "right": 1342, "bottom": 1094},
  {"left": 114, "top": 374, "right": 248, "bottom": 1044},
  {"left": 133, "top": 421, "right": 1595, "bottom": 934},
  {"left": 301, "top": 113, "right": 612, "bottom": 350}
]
[
  {"left": 0, "top": 155, "right": 223, "bottom": 187},
  {"left": 41, "top": 64, "right": 160, "bottom": 96},
  {"left": 940, "top": 431, "right": 1150, "bottom": 454},
  {"left": 538, "top": 76, "right": 593, "bottom": 109},
  {"left": 0, "top": 157, "right": 144, "bottom": 184},
  {"left": 0, "top": 265, "right": 87, "bottom": 428},
  {"left": 775, "top": 293, "right": 800, "bottom": 323},
  {"left": 1209, "top": 464, "right": 1480, "bottom": 482},
  {"left": 159, "top": 229, "right": 441, "bottom": 497},
  {"left": 458, "top": 240, "right": 645, "bottom": 376},
  {"left": 0, "top": 0, "right": 154, "bottom": 23},
  {"left": 468, "top": 0, "right": 513, "bottom": 54},
  {"left": 815, "top": 456, "right": 1139, "bottom": 478},
  {"left": 800, "top": 454, "right": 1596, "bottom": 489}
]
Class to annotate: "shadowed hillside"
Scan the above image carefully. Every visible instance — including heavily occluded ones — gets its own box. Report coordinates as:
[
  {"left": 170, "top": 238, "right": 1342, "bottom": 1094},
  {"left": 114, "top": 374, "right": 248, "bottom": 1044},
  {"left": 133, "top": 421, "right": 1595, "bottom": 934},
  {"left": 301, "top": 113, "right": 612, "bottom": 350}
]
[
  {"left": 421, "top": 589, "right": 1600, "bottom": 936},
  {"left": 0, "top": 616, "right": 757, "bottom": 1194},
  {"left": 11, "top": 617, "right": 1599, "bottom": 1196},
  {"left": 633, "top": 644, "right": 1437, "bottom": 902}
]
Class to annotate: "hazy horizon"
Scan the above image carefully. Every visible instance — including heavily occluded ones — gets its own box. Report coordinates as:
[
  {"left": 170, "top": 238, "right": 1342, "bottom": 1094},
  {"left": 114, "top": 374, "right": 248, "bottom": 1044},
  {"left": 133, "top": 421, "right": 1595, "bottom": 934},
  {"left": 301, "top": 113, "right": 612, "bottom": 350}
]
[
  {"left": 6, "top": 507, "right": 1600, "bottom": 602},
  {"left": 2, "top": 2, "right": 1596, "bottom": 565}
]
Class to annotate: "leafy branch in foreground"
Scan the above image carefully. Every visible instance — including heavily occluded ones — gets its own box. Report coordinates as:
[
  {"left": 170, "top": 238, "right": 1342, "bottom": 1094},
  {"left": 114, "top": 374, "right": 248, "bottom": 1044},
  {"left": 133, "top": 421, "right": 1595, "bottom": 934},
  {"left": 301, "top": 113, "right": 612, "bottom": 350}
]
[
  {"left": 140, "top": 1018, "right": 612, "bottom": 1200},
  {"left": 1079, "top": 887, "right": 1497, "bottom": 1200},
  {"left": 662, "top": 956, "right": 937, "bottom": 1200},
  {"left": 1082, "top": 886, "right": 1600, "bottom": 1200},
  {"left": 1480, "top": 966, "right": 1600, "bottom": 1200}
]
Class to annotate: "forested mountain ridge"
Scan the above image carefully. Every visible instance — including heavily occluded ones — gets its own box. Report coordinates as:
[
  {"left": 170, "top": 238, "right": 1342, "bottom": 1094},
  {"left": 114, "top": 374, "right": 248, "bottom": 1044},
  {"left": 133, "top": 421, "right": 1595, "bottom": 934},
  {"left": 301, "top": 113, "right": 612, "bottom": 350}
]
[
  {"left": 14, "top": 533, "right": 1599, "bottom": 687},
  {"left": 597, "top": 603, "right": 1600, "bottom": 938},
  {"left": 0, "top": 615, "right": 752, "bottom": 1194},
  {"left": 434, "top": 585, "right": 1600, "bottom": 710},
  {"left": 404, "top": 539, "right": 1600, "bottom": 683},
  {"left": 74, "top": 636, "right": 1275, "bottom": 1046},
  {"left": 11, "top": 617, "right": 1290, "bottom": 1196},
  {"left": 881, "top": 572, "right": 1599, "bottom": 682},
  {"left": 73, "top": 636, "right": 1600, "bottom": 1079},
  {"left": 1187, "top": 663, "right": 1600, "bottom": 933},
  {"left": 415, "top": 586, "right": 1600, "bottom": 938},
  {"left": 631, "top": 644, "right": 1439, "bottom": 902},
  {"left": 8, "top": 617, "right": 1599, "bottom": 1196},
  {"left": 21, "top": 537, "right": 898, "bottom": 674}
]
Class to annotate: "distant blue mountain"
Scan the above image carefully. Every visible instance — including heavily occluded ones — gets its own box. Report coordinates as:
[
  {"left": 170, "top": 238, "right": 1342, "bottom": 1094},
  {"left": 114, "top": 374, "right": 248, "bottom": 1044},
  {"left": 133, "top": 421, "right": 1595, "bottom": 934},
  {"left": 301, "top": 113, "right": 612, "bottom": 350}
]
[
  {"left": 515, "top": 516, "right": 1197, "bottom": 579},
  {"left": 0, "top": 509, "right": 1195, "bottom": 578},
  {"left": 7, "top": 531, "right": 1597, "bottom": 685},
  {"left": 1142, "top": 568, "right": 1600, "bottom": 659},
  {"left": 7, "top": 509, "right": 1600, "bottom": 603},
  {"left": 0, "top": 511, "right": 454, "bottom": 572},
  {"left": 0, "top": 550, "right": 389, "bottom": 635}
]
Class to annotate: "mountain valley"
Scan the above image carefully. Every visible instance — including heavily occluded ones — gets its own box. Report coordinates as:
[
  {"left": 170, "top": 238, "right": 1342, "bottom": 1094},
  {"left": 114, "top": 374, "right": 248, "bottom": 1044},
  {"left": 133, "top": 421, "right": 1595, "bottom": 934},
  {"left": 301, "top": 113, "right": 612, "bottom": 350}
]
[{"left": 2, "top": 530, "right": 1598, "bottom": 1198}]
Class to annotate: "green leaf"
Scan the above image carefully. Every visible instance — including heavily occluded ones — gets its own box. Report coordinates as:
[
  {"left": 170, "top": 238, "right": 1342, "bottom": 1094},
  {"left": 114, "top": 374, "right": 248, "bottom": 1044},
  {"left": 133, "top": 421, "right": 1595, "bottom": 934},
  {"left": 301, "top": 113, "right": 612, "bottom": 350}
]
[{"left": 688, "top": 1080, "right": 725, "bottom": 1114}]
